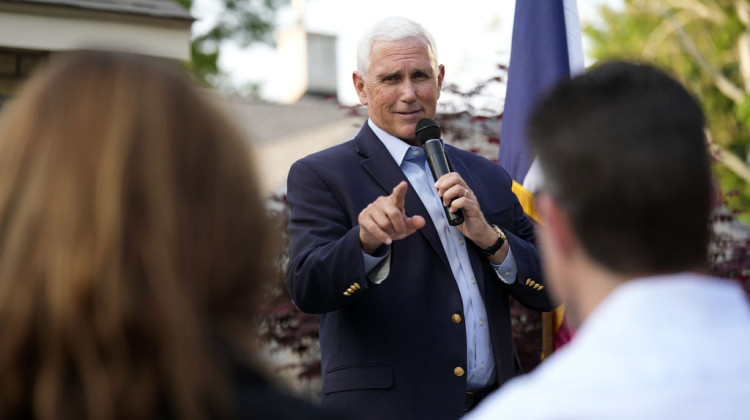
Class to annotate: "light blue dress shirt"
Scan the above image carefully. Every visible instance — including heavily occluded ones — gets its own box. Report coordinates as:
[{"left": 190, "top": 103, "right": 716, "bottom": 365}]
[{"left": 361, "top": 119, "right": 518, "bottom": 389}]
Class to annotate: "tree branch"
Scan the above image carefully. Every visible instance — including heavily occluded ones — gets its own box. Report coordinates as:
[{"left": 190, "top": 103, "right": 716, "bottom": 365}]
[
  {"left": 659, "top": 9, "right": 747, "bottom": 103},
  {"left": 644, "top": 11, "right": 700, "bottom": 58},
  {"left": 660, "top": 0, "right": 725, "bottom": 23},
  {"left": 736, "top": 1, "right": 750, "bottom": 92},
  {"left": 707, "top": 130, "right": 750, "bottom": 183}
]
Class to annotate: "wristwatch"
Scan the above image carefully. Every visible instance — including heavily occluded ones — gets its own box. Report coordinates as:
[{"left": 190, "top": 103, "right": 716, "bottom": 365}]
[{"left": 480, "top": 224, "right": 506, "bottom": 256}]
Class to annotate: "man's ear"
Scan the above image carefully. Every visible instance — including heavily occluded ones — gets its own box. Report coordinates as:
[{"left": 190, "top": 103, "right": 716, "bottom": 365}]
[
  {"left": 538, "top": 194, "right": 575, "bottom": 257},
  {"left": 437, "top": 64, "right": 445, "bottom": 98},
  {"left": 353, "top": 71, "right": 368, "bottom": 105}
]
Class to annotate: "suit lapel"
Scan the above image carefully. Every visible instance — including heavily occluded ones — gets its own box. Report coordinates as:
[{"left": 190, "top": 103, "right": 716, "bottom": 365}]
[{"left": 355, "top": 124, "right": 450, "bottom": 267}]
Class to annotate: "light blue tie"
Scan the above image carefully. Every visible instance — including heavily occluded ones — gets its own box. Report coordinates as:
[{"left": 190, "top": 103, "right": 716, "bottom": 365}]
[
  {"left": 403, "top": 146, "right": 436, "bottom": 199},
  {"left": 404, "top": 146, "right": 427, "bottom": 171}
]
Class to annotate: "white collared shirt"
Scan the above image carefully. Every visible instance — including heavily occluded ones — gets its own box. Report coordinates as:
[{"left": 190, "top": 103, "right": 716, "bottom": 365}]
[{"left": 465, "top": 273, "right": 750, "bottom": 420}]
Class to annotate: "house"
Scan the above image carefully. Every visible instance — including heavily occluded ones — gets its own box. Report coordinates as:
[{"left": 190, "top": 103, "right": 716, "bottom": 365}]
[
  {"left": 216, "top": 0, "right": 362, "bottom": 196},
  {"left": 0, "top": 0, "right": 192, "bottom": 106}
]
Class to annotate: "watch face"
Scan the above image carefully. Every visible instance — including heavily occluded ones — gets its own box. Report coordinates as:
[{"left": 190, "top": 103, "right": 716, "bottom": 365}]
[
  {"left": 497, "top": 227, "right": 506, "bottom": 240},
  {"left": 493, "top": 224, "right": 506, "bottom": 240}
]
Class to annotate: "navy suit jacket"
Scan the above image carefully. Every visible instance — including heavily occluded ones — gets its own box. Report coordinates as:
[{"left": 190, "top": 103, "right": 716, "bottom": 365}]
[{"left": 286, "top": 123, "right": 553, "bottom": 420}]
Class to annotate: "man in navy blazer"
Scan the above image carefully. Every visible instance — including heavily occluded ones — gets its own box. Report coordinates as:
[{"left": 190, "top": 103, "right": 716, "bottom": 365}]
[{"left": 286, "top": 16, "right": 554, "bottom": 420}]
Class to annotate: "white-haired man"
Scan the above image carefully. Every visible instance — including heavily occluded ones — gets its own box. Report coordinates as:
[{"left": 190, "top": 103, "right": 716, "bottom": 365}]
[{"left": 286, "top": 16, "right": 553, "bottom": 420}]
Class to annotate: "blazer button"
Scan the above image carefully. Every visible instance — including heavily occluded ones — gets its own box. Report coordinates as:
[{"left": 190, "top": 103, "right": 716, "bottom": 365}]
[
  {"left": 451, "top": 313, "right": 462, "bottom": 324},
  {"left": 453, "top": 367, "right": 465, "bottom": 377}
]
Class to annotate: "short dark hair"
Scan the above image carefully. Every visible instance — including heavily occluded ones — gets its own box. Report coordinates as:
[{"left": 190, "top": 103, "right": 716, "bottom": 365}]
[{"left": 528, "top": 61, "right": 712, "bottom": 275}]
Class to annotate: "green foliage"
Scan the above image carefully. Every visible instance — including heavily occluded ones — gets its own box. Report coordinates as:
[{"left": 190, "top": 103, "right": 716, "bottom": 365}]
[
  {"left": 173, "top": 0, "right": 191, "bottom": 9},
  {"left": 175, "top": 0, "right": 288, "bottom": 88},
  {"left": 585, "top": 0, "right": 750, "bottom": 224}
]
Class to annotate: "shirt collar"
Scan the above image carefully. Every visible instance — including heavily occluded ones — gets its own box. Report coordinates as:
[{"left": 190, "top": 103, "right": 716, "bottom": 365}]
[{"left": 367, "top": 118, "right": 412, "bottom": 166}]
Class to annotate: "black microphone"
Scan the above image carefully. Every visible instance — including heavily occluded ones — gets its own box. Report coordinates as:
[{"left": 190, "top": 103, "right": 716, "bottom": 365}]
[{"left": 415, "top": 118, "right": 464, "bottom": 226}]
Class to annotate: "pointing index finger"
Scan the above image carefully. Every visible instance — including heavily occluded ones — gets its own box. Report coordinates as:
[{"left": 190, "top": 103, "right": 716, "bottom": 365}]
[{"left": 389, "top": 181, "right": 408, "bottom": 210}]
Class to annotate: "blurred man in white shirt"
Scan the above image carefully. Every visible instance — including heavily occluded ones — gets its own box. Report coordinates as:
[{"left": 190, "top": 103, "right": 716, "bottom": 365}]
[{"left": 465, "top": 61, "right": 750, "bottom": 420}]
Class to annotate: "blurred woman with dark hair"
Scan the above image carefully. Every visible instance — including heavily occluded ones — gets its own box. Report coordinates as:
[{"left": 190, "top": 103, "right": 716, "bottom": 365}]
[{"left": 0, "top": 50, "right": 339, "bottom": 420}]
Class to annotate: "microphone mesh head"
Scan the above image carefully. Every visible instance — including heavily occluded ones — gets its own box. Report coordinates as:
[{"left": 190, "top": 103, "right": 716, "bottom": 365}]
[{"left": 415, "top": 118, "right": 441, "bottom": 146}]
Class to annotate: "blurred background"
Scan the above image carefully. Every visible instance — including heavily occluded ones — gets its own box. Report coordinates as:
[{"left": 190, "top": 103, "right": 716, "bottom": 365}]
[
  {"left": 1, "top": 0, "right": 748, "bottom": 214},
  {"left": 0, "top": 0, "right": 747, "bottom": 400}
]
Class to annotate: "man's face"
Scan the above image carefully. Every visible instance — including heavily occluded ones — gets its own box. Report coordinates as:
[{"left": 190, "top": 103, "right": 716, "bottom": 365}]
[{"left": 353, "top": 37, "right": 444, "bottom": 143}]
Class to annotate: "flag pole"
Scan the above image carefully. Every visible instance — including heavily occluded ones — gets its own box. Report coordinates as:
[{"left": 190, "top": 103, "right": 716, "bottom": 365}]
[{"left": 501, "top": 0, "right": 583, "bottom": 359}]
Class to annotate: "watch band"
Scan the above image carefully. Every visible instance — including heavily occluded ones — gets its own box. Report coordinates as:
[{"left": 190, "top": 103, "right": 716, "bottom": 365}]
[{"left": 480, "top": 224, "right": 506, "bottom": 256}]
